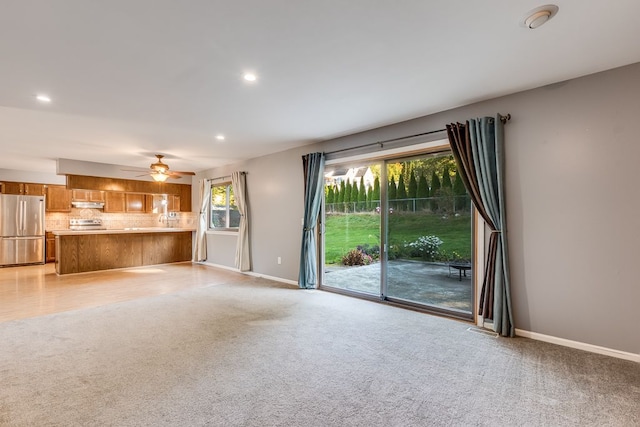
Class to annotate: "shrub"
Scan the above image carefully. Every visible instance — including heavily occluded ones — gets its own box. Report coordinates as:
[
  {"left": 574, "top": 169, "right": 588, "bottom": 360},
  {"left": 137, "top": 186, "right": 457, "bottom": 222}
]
[
  {"left": 406, "top": 235, "right": 443, "bottom": 261},
  {"left": 387, "top": 244, "right": 401, "bottom": 260},
  {"left": 342, "top": 249, "right": 373, "bottom": 266},
  {"left": 357, "top": 243, "right": 380, "bottom": 261}
]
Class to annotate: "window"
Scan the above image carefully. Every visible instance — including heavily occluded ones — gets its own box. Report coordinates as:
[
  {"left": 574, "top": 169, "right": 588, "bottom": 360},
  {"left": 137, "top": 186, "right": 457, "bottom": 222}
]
[{"left": 210, "top": 183, "right": 240, "bottom": 229}]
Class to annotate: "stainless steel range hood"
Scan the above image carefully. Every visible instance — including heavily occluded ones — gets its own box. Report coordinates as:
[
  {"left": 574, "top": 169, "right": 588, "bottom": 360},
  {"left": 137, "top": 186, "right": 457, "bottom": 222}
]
[{"left": 71, "top": 201, "right": 105, "bottom": 209}]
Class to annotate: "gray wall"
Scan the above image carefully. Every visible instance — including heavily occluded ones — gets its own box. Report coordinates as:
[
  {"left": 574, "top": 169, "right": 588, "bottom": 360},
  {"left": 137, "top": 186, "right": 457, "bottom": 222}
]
[
  {"left": 196, "top": 62, "right": 640, "bottom": 355},
  {"left": 196, "top": 146, "right": 308, "bottom": 280},
  {"left": 0, "top": 168, "right": 66, "bottom": 185}
]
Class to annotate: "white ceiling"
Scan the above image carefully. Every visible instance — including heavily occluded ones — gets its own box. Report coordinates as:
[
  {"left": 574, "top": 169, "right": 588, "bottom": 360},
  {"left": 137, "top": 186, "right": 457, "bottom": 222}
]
[{"left": 1, "top": 0, "right": 640, "bottom": 176}]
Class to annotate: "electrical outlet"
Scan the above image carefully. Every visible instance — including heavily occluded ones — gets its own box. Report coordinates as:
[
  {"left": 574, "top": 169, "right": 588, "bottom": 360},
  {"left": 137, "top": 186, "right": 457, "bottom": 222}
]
[{"left": 277, "top": 257, "right": 282, "bottom": 265}]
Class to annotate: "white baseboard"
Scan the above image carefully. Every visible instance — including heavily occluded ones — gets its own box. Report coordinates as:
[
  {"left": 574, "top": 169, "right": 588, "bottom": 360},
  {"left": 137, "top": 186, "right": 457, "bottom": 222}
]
[
  {"left": 243, "top": 271, "right": 299, "bottom": 287},
  {"left": 197, "top": 261, "right": 240, "bottom": 273},
  {"left": 515, "top": 328, "right": 639, "bottom": 363},
  {"left": 196, "top": 262, "right": 299, "bottom": 287}
]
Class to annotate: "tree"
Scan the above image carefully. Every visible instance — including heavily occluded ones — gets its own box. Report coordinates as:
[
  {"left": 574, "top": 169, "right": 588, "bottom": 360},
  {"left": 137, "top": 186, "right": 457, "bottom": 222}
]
[
  {"left": 430, "top": 171, "right": 441, "bottom": 194},
  {"left": 344, "top": 180, "right": 352, "bottom": 212},
  {"left": 372, "top": 176, "right": 381, "bottom": 210},
  {"left": 338, "top": 180, "right": 346, "bottom": 204},
  {"left": 351, "top": 179, "right": 359, "bottom": 211},
  {"left": 417, "top": 174, "right": 429, "bottom": 210},
  {"left": 453, "top": 171, "right": 465, "bottom": 195},
  {"left": 439, "top": 166, "right": 454, "bottom": 213},
  {"left": 430, "top": 171, "right": 441, "bottom": 211},
  {"left": 357, "top": 177, "right": 367, "bottom": 211},
  {"left": 397, "top": 174, "right": 408, "bottom": 210},
  {"left": 326, "top": 185, "right": 334, "bottom": 205},
  {"left": 388, "top": 177, "right": 397, "bottom": 211},
  {"left": 408, "top": 169, "right": 418, "bottom": 199},
  {"left": 453, "top": 171, "right": 469, "bottom": 212},
  {"left": 441, "top": 165, "right": 452, "bottom": 189}
]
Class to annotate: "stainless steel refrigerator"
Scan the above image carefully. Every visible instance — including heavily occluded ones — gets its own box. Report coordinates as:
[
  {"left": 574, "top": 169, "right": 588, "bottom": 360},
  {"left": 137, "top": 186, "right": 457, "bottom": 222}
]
[{"left": 0, "top": 194, "right": 45, "bottom": 266}]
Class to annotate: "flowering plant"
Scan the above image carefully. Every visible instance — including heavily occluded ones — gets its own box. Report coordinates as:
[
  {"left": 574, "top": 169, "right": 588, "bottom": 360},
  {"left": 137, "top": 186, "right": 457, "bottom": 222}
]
[
  {"left": 406, "top": 235, "right": 443, "bottom": 261},
  {"left": 342, "top": 249, "right": 373, "bottom": 266}
]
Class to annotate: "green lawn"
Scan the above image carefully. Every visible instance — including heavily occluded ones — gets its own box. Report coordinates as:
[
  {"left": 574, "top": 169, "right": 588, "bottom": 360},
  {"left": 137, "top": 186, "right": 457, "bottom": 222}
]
[{"left": 324, "top": 212, "right": 472, "bottom": 264}]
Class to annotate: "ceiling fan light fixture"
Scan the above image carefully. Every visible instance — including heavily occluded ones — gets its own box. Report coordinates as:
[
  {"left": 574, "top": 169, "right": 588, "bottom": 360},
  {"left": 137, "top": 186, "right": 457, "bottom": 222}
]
[
  {"left": 151, "top": 172, "right": 169, "bottom": 182},
  {"left": 150, "top": 154, "right": 169, "bottom": 173}
]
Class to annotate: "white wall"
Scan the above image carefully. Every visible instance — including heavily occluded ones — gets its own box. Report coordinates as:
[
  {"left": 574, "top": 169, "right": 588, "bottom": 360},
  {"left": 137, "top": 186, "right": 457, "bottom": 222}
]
[{"left": 196, "top": 62, "right": 640, "bottom": 355}]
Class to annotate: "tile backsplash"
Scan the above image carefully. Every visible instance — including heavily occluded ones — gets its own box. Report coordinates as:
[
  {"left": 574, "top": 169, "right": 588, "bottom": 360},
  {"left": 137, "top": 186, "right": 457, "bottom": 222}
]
[{"left": 46, "top": 209, "right": 197, "bottom": 230}]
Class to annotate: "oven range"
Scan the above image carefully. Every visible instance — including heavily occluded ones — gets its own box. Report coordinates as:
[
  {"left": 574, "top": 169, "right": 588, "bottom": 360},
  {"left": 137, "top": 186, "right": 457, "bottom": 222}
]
[{"left": 68, "top": 218, "right": 106, "bottom": 231}]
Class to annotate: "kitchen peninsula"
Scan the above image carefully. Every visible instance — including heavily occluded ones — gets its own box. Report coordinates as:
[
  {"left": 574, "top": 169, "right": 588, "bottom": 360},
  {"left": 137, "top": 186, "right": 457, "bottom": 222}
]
[{"left": 53, "top": 228, "right": 194, "bottom": 274}]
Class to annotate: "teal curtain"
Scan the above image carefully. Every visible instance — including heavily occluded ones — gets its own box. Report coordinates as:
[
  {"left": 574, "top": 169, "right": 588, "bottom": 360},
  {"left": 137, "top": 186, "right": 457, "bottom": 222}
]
[
  {"left": 298, "top": 152, "right": 325, "bottom": 289},
  {"left": 446, "top": 115, "right": 514, "bottom": 337}
]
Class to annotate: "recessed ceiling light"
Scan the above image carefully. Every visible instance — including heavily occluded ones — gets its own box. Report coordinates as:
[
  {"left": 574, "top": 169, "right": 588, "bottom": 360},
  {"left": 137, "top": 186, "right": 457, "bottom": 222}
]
[
  {"left": 215, "top": 134, "right": 225, "bottom": 141},
  {"left": 36, "top": 94, "right": 51, "bottom": 103},
  {"left": 243, "top": 73, "right": 257, "bottom": 82},
  {"left": 521, "top": 5, "right": 559, "bottom": 29}
]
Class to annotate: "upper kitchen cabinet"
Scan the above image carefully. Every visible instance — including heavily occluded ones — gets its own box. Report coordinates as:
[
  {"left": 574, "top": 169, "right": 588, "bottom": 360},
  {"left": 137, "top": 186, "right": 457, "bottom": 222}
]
[
  {"left": 179, "top": 185, "right": 191, "bottom": 212},
  {"left": 46, "top": 185, "right": 72, "bottom": 212},
  {"left": 167, "top": 195, "right": 180, "bottom": 213},
  {"left": 1, "top": 182, "right": 46, "bottom": 195},
  {"left": 24, "top": 183, "right": 46, "bottom": 195},
  {"left": 104, "top": 192, "right": 125, "bottom": 213},
  {"left": 66, "top": 175, "right": 191, "bottom": 211},
  {"left": 72, "top": 189, "right": 105, "bottom": 202},
  {"left": 104, "top": 192, "right": 152, "bottom": 213},
  {"left": 125, "top": 193, "right": 147, "bottom": 213}
]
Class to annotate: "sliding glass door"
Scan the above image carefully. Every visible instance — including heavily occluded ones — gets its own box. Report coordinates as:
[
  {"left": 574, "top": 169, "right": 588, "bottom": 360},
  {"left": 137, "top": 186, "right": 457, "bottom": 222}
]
[
  {"left": 322, "top": 160, "right": 381, "bottom": 296},
  {"left": 321, "top": 150, "right": 474, "bottom": 319},
  {"left": 384, "top": 154, "right": 473, "bottom": 316}
]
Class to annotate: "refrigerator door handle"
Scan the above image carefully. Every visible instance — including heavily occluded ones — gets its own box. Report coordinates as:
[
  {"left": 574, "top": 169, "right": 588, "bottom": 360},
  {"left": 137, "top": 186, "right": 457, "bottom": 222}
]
[
  {"left": 19, "top": 200, "right": 24, "bottom": 233},
  {"left": 22, "top": 200, "right": 27, "bottom": 233}
]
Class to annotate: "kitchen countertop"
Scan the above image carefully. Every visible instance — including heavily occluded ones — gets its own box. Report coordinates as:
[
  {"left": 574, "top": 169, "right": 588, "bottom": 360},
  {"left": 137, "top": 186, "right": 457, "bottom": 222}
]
[{"left": 51, "top": 227, "right": 196, "bottom": 236}]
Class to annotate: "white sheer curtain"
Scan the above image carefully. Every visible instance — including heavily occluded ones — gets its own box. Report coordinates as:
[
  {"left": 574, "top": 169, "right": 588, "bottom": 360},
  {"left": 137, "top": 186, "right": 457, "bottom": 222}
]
[
  {"left": 194, "top": 179, "right": 209, "bottom": 262},
  {"left": 231, "top": 171, "right": 250, "bottom": 271}
]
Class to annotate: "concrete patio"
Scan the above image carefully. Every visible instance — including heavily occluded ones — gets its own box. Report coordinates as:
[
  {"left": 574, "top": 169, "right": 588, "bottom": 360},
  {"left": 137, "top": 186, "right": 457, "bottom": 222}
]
[{"left": 323, "top": 260, "right": 473, "bottom": 313}]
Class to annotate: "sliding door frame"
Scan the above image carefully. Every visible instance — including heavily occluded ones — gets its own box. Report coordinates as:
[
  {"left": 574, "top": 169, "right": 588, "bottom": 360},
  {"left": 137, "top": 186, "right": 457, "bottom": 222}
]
[{"left": 319, "top": 139, "right": 480, "bottom": 322}]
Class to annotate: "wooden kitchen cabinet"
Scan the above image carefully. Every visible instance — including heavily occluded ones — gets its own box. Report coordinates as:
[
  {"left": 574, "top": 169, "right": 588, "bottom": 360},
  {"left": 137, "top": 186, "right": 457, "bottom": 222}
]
[
  {"left": 125, "top": 193, "right": 146, "bottom": 213},
  {"left": 167, "top": 195, "right": 180, "bottom": 212},
  {"left": 46, "top": 185, "right": 72, "bottom": 212},
  {"left": 1, "top": 182, "right": 46, "bottom": 195},
  {"left": 55, "top": 230, "right": 192, "bottom": 274},
  {"left": 1, "top": 182, "right": 22, "bottom": 194},
  {"left": 179, "top": 185, "right": 191, "bottom": 212},
  {"left": 24, "top": 183, "right": 46, "bottom": 195},
  {"left": 104, "top": 192, "right": 126, "bottom": 213},
  {"left": 145, "top": 194, "right": 154, "bottom": 213},
  {"left": 72, "top": 189, "right": 105, "bottom": 202},
  {"left": 46, "top": 231, "right": 56, "bottom": 263}
]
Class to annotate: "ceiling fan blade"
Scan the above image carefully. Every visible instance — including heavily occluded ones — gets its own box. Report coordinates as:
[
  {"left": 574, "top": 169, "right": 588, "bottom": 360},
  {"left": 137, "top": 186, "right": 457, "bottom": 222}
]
[
  {"left": 171, "top": 170, "right": 196, "bottom": 176},
  {"left": 122, "top": 168, "right": 149, "bottom": 172}
]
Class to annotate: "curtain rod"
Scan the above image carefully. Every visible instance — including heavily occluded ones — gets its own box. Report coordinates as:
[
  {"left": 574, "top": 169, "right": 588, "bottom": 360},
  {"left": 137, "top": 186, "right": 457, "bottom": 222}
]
[
  {"left": 325, "top": 113, "right": 511, "bottom": 156},
  {"left": 207, "top": 171, "right": 247, "bottom": 182}
]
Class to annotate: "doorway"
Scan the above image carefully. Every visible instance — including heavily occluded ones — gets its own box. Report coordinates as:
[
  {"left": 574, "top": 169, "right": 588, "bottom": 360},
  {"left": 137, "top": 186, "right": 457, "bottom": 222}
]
[{"left": 321, "top": 149, "right": 474, "bottom": 319}]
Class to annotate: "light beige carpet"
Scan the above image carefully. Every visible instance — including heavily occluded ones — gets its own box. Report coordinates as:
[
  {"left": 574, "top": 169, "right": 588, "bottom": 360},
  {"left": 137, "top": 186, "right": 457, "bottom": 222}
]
[{"left": 1, "top": 274, "right": 638, "bottom": 426}]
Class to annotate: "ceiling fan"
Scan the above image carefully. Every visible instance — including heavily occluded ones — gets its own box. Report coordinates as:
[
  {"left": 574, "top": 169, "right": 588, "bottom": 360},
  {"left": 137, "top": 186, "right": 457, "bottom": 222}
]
[{"left": 125, "top": 154, "right": 195, "bottom": 182}]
